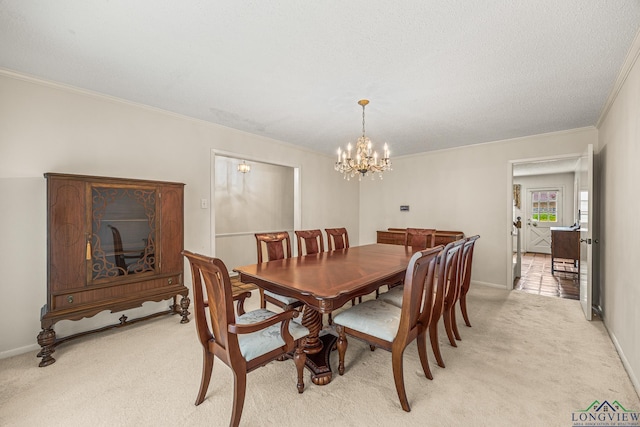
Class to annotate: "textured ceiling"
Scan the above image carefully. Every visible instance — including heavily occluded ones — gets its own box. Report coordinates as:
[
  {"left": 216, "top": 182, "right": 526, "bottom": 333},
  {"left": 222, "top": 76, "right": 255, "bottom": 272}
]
[{"left": 1, "top": 1, "right": 639, "bottom": 157}]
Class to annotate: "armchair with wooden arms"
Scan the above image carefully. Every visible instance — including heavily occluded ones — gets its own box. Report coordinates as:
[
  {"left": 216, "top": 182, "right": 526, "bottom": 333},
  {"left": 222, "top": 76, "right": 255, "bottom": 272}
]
[{"left": 182, "top": 250, "right": 309, "bottom": 427}]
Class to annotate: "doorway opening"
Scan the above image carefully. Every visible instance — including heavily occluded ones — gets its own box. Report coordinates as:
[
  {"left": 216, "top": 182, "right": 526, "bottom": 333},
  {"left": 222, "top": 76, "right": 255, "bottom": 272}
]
[
  {"left": 509, "top": 156, "right": 580, "bottom": 301},
  {"left": 211, "top": 151, "right": 301, "bottom": 275}
]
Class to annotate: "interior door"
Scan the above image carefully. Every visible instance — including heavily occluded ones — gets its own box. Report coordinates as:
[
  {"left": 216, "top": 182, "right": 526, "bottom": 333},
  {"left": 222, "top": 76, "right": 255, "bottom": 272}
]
[
  {"left": 577, "top": 144, "right": 594, "bottom": 320},
  {"left": 525, "top": 188, "right": 561, "bottom": 254}
]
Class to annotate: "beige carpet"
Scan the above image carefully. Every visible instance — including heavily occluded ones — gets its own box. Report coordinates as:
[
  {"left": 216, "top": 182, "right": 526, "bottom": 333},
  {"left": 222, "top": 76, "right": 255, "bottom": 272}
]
[{"left": 1, "top": 285, "right": 638, "bottom": 427}]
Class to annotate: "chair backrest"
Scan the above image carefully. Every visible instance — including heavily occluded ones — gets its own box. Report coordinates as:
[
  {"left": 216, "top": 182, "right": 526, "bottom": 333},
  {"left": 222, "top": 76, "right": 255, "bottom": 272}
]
[
  {"left": 325, "top": 227, "right": 350, "bottom": 250},
  {"left": 442, "top": 238, "right": 466, "bottom": 305},
  {"left": 404, "top": 228, "right": 436, "bottom": 251},
  {"left": 432, "top": 239, "right": 465, "bottom": 319},
  {"left": 398, "top": 246, "right": 442, "bottom": 337},
  {"left": 255, "top": 232, "right": 292, "bottom": 263},
  {"left": 108, "top": 225, "right": 127, "bottom": 272},
  {"left": 461, "top": 235, "right": 480, "bottom": 290},
  {"left": 182, "top": 250, "right": 237, "bottom": 359},
  {"left": 295, "top": 229, "right": 325, "bottom": 255}
]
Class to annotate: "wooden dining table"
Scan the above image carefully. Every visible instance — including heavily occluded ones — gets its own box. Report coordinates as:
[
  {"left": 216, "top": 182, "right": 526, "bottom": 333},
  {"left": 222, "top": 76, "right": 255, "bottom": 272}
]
[{"left": 233, "top": 243, "right": 414, "bottom": 385}]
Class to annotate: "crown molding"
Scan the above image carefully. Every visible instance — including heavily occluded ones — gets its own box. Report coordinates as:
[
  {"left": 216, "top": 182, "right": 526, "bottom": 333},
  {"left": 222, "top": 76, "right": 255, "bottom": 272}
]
[{"left": 597, "top": 28, "right": 640, "bottom": 128}]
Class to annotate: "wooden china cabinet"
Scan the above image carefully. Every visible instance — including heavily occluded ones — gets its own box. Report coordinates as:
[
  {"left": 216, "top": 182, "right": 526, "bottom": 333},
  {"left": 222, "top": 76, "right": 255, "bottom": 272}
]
[{"left": 38, "top": 173, "right": 190, "bottom": 367}]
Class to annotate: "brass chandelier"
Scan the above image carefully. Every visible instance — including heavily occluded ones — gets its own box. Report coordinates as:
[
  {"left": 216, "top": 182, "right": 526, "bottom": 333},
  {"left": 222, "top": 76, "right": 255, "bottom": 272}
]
[{"left": 335, "top": 99, "right": 391, "bottom": 180}]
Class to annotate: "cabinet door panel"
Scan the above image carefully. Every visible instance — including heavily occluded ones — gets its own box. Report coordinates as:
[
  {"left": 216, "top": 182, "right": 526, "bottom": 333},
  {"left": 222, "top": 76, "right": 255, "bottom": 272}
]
[
  {"left": 159, "top": 185, "right": 184, "bottom": 274},
  {"left": 48, "top": 179, "right": 87, "bottom": 292}
]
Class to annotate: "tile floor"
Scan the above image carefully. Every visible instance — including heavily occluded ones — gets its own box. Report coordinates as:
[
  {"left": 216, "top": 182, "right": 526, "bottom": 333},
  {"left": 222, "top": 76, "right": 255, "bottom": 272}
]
[{"left": 513, "top": 252, "right": 580, "bottom": 300}]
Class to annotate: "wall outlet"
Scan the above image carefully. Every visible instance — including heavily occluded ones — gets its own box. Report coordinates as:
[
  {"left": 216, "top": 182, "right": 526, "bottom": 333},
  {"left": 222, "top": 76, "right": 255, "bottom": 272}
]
[{"left": 200, "top": 198, "right": 208, "bottom": 209}]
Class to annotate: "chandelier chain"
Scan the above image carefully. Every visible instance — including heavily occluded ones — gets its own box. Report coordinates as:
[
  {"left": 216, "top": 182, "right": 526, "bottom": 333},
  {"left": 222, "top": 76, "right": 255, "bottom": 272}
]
[{"left": 362, "top": 103, "right": 366, "bottom": 138}]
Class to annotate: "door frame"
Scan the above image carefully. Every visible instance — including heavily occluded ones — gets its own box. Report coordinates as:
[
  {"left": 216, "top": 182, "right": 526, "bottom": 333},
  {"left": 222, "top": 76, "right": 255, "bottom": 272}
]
[{"left": 506, "top": 152, "right": 582, "bottom": 289}]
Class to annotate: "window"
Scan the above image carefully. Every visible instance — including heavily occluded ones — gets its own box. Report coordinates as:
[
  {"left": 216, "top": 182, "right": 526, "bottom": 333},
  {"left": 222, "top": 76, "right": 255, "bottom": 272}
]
[{"left": 531, "top": 190, "right": 558, "bottom": 222}]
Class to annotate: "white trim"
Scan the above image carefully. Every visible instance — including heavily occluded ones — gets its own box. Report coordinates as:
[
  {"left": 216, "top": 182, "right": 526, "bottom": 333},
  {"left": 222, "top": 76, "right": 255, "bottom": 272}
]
[
  {"left": 511, "top": 152, "right": 583, "bottom": 167},
  {"left": 472, "top": 280, "right": 508, "bottom": 290},
  {"left": 606, "top": 325, "right": 640, "bottom": 399},
  {"left": 216, "top": 229, "right": 295, "bottom": 238},
  {"left": 0, "top": 343, "right": 39, "bottom": 359},
  {"left": 394, "top": 127, "right": 596, "bottom": 160},
  {"left": 597, "top": 27, "right": 640, "bottom": 128},
  {"left": 507, "top": 161, "right": 515, "bottom": 289}
]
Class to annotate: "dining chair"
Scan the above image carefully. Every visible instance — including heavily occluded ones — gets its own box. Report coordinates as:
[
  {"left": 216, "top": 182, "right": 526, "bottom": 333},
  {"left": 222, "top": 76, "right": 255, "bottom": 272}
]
[
  {"left": 333, "top": 246, "right": 442, "bottom": 412},
  {"left": 456, "top": 235, "right": 480, "bottom": 331},
  {"left": 182, "top": 250, "right": 309, "bottom": 427},
  {"left": 377, "top": 227, "right": 437, "bottom": 302},
  {"left": 381, "top": 227, "right": 437, "bottom": 293},
  {"left": 255, "top": 232, "right": 304, "bottom": 311},
  {"left": 433, "top": 238, "right": 466, "bottom": 363},
  {"left": 404, "top": 227, "right": 436, "bottom": 251},
  {"left": 379, "top": 238, "right": 464, "bottom": 368},
  {"left": 324, "top": 227, "right": 363, "bottom": 309},
  {"left": 295, "top": 229, "right": 325, "bottom": 256},
  {"left": 325, "top": 227, "right": 350, "bottom": 250}
]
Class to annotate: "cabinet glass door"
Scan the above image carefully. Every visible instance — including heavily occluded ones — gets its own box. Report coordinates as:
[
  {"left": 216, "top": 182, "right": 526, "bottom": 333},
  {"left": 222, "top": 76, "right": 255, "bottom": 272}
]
[{"left": 91, "top": 186, "right": 156, "bottom": 281}]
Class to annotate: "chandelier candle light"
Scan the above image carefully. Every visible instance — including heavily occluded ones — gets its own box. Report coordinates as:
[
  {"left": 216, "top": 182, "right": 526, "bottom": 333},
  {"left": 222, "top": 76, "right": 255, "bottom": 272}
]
[{"left": 335, "top": 99, "right": 391, "bottom": 180}]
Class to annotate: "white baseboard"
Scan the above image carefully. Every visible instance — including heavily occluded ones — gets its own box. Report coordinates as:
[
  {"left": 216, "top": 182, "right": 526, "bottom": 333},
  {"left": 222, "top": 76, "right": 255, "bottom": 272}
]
[
  {"left": 472, "top": 280, "right": 508, "bottom": 290},
  {"left": 604, "top": 323, "right": 640, "bottom": 400},
  {"left": 0, "top": 343, "right": 39, "bottom": 360}
]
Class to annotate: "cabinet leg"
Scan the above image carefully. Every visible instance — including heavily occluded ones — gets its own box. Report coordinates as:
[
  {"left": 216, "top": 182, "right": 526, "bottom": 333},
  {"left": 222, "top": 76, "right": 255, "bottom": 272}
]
[
  {"left": 37, "top": 328, "right": 56, "bottom": 367},
  {"left": 179, "top": 296, "right": 191, "bottom": 323}
]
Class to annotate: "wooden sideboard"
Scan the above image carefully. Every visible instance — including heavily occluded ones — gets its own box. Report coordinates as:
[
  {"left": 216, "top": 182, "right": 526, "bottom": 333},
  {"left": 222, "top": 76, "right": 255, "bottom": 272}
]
[
  {"left": 550, "top": 226, "right": 580, "bottom": 275},
  {"left": 377, "top": 228, "right": 465, "bottom": 246}
]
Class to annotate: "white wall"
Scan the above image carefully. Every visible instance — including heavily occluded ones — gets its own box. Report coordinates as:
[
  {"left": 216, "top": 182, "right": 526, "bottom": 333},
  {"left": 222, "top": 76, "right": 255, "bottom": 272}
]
[
  {"left": 0, "top": 71, "right": 359, "bottom": 357},
  {"left": 597, "top": 38, "right": 640, "bottom": 392},
  {"left": 359, "top": 129, "right": 596, "bottom": 288},
  {"left": 214, "top": 156, "right": 295, "bottom": 269}
]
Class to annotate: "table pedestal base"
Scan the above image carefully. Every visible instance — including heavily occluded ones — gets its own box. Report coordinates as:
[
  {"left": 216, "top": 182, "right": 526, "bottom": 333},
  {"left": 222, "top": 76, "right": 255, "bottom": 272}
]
[{"left": 304, "top": 333, "right": 337, "bottom": 385}]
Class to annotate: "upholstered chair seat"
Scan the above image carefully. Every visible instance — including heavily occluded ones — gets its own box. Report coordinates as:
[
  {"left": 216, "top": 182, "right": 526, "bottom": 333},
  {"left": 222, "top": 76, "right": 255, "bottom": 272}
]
[
  {"left": 379, "top": 285, "right": 404, "bottom": 307},
  {"left": 332, "top": 299, "right": 401, "bottom": 343},
  {"left": 262, "top": 290, "right": 300, "bottom": 307},
  {"left": 236, "top": 308, "right": 310, "bottom": 361}
]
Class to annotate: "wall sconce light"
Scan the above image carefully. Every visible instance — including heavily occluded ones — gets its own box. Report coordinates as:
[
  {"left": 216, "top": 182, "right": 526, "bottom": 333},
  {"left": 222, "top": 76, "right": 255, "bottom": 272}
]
[{"left": 237, "top": 160, "right": 251, "bottom": 173}]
